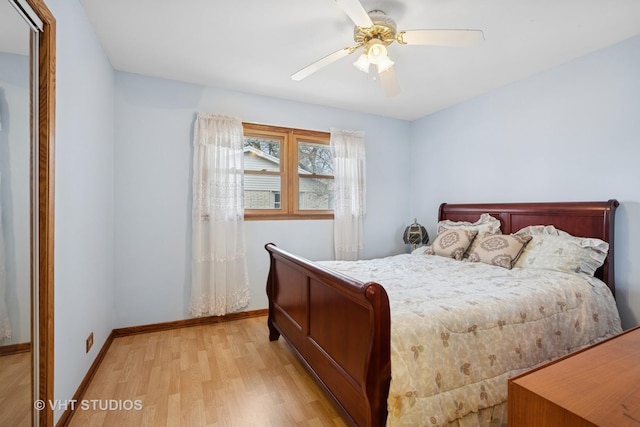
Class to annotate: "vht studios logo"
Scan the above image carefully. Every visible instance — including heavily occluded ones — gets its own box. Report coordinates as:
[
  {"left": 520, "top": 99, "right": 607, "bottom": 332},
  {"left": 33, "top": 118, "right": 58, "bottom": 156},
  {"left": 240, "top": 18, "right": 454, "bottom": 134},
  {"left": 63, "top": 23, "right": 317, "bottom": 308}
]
[{"left": 34, "top": 399, "right": 143, "bottom": 411}]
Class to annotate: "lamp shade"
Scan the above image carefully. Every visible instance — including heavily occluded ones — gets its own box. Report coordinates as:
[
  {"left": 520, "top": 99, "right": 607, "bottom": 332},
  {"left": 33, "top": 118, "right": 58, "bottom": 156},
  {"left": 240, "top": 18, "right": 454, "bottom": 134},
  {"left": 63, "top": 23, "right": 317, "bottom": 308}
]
[
  {"left": 403, "top": 219, "right": 429, "bottom": 249},
  {"left": 367, "top": 39, "right": 387, "bottom": 64},
  {"left": 353, "top": 53, "right": 370, "bottom": 73},
  {"left": 376, "top": 55, "right": 394, "bottom": 73}
]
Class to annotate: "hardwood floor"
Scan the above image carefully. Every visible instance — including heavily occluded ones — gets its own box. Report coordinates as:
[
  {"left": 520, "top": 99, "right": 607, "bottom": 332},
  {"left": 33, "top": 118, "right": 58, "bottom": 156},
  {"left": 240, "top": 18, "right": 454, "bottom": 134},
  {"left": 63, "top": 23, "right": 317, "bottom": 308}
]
[
  {"left": 0, "top": 351, "right": 31, "bottom": 427},
  {"left": 68, "top": 316, "right": 348, "bottom": 427}
]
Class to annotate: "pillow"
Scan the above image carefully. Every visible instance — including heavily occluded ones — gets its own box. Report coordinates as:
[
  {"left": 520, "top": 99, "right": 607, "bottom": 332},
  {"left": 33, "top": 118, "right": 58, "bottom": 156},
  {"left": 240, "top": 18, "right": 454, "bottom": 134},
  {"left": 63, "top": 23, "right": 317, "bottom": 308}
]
[
  {"left": 468, "top": 234, "right": 532, "bottom": 269},
  {"left": 424, "top": 229, "right": 478, "bottom": 260},
  {"left": 438, "top": 213, "right": 502, "bottom": 257},
  {"left": 514, "top": 225, "right": 562, "bottom": 236},
  {"left": 513, "top": 226, "right": 609, "bottom": 276},
  {"left": 411, "top": 246, "right": 428, "bottom": 255}
]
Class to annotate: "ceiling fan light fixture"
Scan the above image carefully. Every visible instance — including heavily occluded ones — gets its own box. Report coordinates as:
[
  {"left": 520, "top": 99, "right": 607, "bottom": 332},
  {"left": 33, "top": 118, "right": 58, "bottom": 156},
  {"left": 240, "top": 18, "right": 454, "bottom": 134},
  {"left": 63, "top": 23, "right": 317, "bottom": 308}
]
[
  {"left": 366, "top": 39, "right": 387, "bottom": 64},
  {"left": 353, "top": 53, "right": 370, "bottom": 73},
  {"left": 290, "top": 1, "right": 483, "bottom": 97}
]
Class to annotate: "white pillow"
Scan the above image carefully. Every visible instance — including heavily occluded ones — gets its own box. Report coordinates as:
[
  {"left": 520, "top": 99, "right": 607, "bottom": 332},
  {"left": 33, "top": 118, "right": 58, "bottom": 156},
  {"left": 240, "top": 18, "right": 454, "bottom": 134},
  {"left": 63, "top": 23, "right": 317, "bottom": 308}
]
[
  {"left": 514, "top": 225, "right": 562, "bottom": 236},
  {"left": 514, "top": 226, "right": 608, "bottom": 276},
  {"left": 411, "top": 246, "right": 428, "bottom": 255}
]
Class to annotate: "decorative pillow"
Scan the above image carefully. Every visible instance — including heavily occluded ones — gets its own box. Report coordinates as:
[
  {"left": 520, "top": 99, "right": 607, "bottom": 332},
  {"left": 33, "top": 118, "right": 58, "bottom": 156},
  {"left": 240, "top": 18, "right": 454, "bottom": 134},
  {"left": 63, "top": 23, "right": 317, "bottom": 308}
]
[
  {"left": 424, "top": 229, "right": 478, "bottom": 260},
  {"left": 514, "top": 225, "right": 562, "bottom": 236},
  {"left": 468, "top": 234, "right": 532, "bottom": 269},
  {"left": 513, "top": 227, "right": 609, "bottom": 276},
  {"left": 438, "top": 213, "right": 502, "bottom": 257}
]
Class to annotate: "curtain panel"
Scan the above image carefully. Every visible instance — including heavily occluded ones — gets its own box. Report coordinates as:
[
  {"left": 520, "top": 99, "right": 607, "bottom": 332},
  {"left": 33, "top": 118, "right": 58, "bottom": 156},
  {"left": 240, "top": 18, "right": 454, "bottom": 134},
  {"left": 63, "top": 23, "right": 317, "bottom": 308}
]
[
  {"left": 189, "top": 114, "right": 250, "bottom": 317},
  {"left": 330, "top": 128, "right": 367, "bottom": 261},
  {"left": 0, "top": 174, "right": 11, "bottom": 339}
]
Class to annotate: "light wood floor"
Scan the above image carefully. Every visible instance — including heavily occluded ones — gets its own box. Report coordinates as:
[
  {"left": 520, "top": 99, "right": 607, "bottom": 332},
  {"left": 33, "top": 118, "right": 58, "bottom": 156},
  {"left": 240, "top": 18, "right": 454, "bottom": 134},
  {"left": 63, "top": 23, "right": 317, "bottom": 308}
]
[
  {"left": 0, "top": 351, "right": 31, "bottom": 427},
  {"left": 69, "top": 316, "right": 348, "bottom": 427}
]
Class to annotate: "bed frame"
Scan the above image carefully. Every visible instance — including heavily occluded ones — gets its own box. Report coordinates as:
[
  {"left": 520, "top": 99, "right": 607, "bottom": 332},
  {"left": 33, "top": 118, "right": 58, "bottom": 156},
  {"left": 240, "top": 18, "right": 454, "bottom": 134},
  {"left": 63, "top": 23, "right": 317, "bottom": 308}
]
[{"left": 265, "top": 200, "right": 619, "bottom": 426}]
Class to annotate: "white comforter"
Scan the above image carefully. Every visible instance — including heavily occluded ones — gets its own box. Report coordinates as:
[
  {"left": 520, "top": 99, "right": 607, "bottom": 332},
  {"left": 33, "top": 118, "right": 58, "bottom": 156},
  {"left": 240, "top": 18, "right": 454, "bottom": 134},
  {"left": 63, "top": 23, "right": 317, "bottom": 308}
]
[{"left": 319, "top": 253, "right": 621, "bottom": 426}]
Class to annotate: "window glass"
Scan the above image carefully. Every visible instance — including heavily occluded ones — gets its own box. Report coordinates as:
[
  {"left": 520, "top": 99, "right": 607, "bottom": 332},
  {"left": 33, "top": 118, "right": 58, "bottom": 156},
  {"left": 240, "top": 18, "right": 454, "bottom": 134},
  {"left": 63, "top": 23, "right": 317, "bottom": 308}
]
[
  {"left": 242, "top": 123, "right": 333, "bottom": 220},
  {"left": 298, "top": 141, "right": 333, "bottom": 175},
  {"left": 244, "top": 176, "right": 282, "bottom": 209},
  {"left": 299, "top": 178, "right": 334, "bottom": 210},
  {"left": 243, "top": 137, "right": 281, "bottom": 172}
]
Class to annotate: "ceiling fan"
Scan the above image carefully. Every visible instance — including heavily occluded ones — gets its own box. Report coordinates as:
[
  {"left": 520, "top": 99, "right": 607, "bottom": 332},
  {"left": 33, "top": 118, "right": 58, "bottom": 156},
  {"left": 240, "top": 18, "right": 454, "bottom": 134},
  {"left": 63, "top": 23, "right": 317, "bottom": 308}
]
[{"left": 291, "top": 0, "right": 485, "bottom": 97}]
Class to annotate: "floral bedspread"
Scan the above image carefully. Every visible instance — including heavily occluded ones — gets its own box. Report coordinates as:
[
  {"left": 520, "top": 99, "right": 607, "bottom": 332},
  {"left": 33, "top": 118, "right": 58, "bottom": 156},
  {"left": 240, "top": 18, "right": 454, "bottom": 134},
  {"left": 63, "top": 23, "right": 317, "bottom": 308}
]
[{"left": 319, "top": 253, "right": 621, "bottom": 427}]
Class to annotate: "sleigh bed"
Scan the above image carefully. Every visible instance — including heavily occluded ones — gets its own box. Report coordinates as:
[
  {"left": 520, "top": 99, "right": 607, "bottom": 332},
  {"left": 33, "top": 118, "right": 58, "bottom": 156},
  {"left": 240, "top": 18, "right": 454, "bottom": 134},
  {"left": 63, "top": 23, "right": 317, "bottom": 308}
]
[{"left": 265, "top": 200, "right": 621, "bottom": 426}]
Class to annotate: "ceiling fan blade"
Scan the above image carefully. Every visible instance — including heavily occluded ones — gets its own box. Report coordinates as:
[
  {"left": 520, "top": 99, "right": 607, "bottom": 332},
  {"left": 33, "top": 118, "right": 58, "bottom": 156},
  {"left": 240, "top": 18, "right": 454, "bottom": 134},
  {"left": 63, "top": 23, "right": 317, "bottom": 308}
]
[
  {"left": 397, "top": 29, "right": 485, "bottom": 47},
  {"left": 291, "top": 47, "right": 356, "bottom": 81},
  {"left": 379, "top": 66, "right": 400, "bottom": 97},
  {"left": 334, "top": 0, "right": 373, "bottom": 28}
]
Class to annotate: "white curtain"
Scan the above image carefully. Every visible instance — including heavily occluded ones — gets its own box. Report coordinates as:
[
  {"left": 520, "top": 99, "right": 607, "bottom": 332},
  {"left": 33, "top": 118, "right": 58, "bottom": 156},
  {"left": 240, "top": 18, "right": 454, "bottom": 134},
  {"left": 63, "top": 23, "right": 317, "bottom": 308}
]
[
  {"left": 189, "top": 113, "right": 250, "bottom": 317},
  {"left": 0, "top": 173, "right": 11, "bottom": 340},
  {"left": 330, "top": 128, "right": 367, "bottom": 261}
]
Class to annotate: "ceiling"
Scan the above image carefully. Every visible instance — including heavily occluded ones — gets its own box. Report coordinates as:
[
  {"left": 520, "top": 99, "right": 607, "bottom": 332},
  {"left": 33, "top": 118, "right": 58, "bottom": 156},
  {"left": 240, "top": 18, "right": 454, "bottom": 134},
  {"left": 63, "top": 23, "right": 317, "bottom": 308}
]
[{"left": 24, "top": 1, "right": 640, "bottom": 120}]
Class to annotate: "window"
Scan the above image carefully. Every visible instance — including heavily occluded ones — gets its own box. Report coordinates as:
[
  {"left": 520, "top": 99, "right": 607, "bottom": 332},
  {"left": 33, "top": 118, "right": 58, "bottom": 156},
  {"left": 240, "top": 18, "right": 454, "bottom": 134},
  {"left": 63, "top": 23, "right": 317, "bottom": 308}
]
[{"left": 243, "top": 123, "right": 334, "bottom": 220}]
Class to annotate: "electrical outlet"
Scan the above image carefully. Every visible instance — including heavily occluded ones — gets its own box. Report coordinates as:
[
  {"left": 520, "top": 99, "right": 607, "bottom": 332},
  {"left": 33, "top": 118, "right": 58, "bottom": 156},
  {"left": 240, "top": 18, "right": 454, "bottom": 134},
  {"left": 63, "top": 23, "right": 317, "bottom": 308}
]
[{"left": 86, "top": 332, "right": 94, "bottom": 353}]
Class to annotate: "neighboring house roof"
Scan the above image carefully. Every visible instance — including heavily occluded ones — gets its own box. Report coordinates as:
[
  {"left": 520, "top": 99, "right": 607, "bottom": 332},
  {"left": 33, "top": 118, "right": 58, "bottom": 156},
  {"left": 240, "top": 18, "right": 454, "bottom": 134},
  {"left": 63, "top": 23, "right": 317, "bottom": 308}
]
[
  {"left": 243, "top": 146, "right": 280, "bottom": 166},
  {"left": 243, "top": 146, "right": 315, "bottom": 175},
  {"left": 243, "top": 146, "right": 328, "bottom": 193}
]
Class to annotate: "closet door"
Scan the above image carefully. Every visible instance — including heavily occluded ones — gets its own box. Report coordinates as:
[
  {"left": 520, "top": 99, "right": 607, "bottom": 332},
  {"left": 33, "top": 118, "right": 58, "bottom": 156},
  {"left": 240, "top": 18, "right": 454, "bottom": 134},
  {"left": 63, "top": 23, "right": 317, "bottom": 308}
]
[{"left": 0, "top": 1, "right": 55, "bottom": 425}]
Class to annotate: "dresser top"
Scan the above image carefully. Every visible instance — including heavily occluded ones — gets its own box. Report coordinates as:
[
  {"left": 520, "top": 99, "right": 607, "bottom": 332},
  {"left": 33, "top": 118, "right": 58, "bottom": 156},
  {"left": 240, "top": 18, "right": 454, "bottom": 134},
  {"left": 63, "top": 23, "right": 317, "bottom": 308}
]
[{"left": 511, "top": 327, "right": 640, "bottom": 426}]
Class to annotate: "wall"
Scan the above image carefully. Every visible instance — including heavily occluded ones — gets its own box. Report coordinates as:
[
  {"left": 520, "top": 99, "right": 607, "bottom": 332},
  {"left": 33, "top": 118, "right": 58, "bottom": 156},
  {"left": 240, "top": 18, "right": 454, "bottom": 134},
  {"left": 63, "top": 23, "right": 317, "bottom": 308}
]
[
  {"left": 0, "top": 52, "right": 30, "bottom": 345},
  {"left": 47, "top": 0, "right": 115, "bottom": 422},
  {"left": 113, "top": 72, "right": 411, "bottom": 327},
  {"left": 409, "top": 35, "right": 640, "bottom": 330}
]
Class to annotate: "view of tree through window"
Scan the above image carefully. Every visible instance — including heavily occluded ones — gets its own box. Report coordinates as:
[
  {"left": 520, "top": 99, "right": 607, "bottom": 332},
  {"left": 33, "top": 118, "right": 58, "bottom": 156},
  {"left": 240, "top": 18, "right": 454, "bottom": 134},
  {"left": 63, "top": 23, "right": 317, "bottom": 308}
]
[
  {"left": 242, "top": 123, "right": 333, "bottom": 220},
  {"left": 298, "top": 141, "right": 333, "bottom": 175},
  {"left": 244, "top": 137, "right": 280, "bottom": 158}
]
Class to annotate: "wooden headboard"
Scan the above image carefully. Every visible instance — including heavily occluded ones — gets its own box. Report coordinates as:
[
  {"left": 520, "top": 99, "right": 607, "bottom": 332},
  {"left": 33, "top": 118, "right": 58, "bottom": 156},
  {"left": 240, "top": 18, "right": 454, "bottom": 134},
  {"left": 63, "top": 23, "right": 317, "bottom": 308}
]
[{"left": 438, "top": 200, "right": 619, "bottom": 296}]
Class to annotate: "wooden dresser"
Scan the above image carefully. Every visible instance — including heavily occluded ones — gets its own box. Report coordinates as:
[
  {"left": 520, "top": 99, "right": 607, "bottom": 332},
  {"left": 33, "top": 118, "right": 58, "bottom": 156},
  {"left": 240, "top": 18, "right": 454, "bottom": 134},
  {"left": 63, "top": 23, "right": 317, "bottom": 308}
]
[{"left": 508, "top": 327, "right": 640, "bottom": 426}]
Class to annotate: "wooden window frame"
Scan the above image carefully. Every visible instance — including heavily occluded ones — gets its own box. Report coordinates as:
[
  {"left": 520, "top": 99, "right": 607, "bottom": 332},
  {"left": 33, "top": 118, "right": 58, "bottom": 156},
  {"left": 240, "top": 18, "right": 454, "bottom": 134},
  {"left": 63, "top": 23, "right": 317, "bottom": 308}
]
[{"left": 243, "top": 123, "right": 334, "bottom": 220}]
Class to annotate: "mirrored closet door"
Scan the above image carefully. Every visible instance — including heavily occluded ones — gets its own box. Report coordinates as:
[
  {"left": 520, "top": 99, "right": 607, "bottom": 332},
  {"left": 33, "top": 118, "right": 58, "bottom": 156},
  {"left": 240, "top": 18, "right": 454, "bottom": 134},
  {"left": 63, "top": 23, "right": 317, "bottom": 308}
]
[{"left": 0, "top": 0, "right": 55, "bottom": 425}]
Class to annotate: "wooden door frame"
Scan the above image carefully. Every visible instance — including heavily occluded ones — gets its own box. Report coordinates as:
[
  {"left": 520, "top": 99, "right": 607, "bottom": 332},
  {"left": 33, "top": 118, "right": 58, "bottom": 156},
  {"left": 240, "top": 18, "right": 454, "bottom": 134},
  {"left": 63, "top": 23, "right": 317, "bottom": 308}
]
[{"left": 24, "top": 0, "right": 56, "bottom": 425}]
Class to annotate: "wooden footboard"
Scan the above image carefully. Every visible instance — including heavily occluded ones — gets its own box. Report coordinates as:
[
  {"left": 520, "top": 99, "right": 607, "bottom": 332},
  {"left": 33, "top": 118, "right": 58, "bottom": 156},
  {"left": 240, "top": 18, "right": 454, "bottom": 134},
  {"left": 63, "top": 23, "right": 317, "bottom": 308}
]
[{"left": 265, "top": 243, "right": 391, "bottom": 427}]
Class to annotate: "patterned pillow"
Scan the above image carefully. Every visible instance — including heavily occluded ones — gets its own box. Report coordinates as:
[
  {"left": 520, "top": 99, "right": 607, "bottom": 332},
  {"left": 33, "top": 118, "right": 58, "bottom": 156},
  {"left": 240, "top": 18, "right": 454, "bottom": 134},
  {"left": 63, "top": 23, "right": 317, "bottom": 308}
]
[
  {"left": 468, "top": 234, "right": 532, "bottom": 269},
  {"left": 438, "top": 213, "right": 502, "bottom": 257},
  {"left": 424, "top": 229, "right": 478, "bottom": 260},
  {"left": 513, "top": 229, "right": 609, "bottom": 276}
]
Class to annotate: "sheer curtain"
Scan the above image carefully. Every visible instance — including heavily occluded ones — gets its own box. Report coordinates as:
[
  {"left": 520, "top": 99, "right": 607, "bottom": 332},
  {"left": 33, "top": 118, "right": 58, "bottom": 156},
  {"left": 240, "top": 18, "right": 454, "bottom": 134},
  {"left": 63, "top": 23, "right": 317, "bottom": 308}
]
[
  {"left": 0, "top": 174, "right": 11, "bottom": 340},
  {"left": 189, "top": 113, "right": 250, "bottom": 317},
  {"left": 330, "top": 128, "right": 366, "bottom": 261}
]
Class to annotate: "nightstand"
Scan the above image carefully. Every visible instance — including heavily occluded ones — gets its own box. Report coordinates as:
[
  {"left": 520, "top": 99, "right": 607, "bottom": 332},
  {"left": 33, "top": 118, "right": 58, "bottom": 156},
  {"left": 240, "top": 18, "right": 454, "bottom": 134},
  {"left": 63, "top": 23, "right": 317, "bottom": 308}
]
[{"left": 508, "top": 326, "right": 640, "bottom": 426}]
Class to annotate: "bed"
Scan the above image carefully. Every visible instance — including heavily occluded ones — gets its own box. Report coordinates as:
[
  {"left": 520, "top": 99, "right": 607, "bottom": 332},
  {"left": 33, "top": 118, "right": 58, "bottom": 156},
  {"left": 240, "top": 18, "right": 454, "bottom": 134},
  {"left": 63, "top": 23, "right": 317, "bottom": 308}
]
[{"left": 265, "top": 200, "right": 621, "bottom": 426}]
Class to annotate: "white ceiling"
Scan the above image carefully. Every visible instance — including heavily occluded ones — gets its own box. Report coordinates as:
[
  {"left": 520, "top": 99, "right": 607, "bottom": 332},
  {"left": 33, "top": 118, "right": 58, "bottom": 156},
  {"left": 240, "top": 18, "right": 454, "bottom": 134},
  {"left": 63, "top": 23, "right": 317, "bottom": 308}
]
[{"left": 20, "top": 1, "right": 640, "bottom": 120}]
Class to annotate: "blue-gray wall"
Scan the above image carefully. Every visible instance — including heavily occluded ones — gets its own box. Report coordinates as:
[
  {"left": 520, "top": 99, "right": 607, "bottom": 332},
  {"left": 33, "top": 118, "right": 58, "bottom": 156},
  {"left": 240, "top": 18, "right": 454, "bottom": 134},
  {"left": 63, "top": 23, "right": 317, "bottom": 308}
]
[
  {"left": 48, "top": 0, "right": 115, "bottom": 422},
  {"left": 114, "top": 72, "right": 411, "bottom": 327},
  {"left": 409, "top": 35, "right": 640, "bottom": 329}
]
